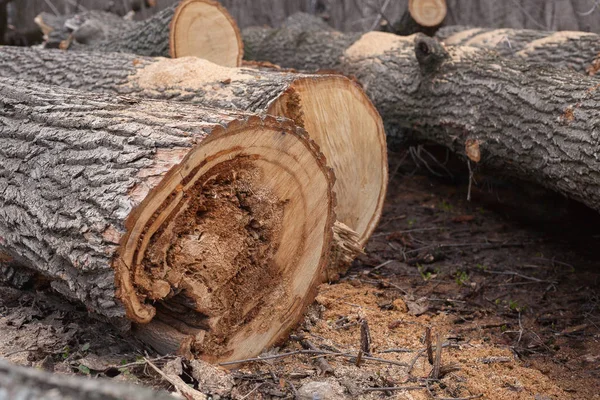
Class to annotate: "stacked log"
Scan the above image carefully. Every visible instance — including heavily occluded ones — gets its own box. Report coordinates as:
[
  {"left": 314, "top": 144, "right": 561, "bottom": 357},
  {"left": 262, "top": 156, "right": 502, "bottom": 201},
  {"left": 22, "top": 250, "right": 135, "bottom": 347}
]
[
  {"left": 0, "top": 76, "right": 337, "bottom": 363},
  {"left": 0, "top": 47, "right": 387, "bottom": 262},
  {"left": 243, "top": 14, "right": 600, "bottom": 215},
  {"left": 35, "top": 0, "right": 243, "bottom": 66}
]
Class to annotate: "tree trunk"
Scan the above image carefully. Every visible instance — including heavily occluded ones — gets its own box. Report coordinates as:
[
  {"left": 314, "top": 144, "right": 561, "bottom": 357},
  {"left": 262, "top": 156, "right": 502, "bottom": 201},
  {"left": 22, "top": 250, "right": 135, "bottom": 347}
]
[
  {"left": 0, "top": 47, "right": 387, "bottom": 256},
  {"left": 436, "top": 26, "right": 600, "bottom": 75},
  {"left": 0, "top": 76, "right": 336, "bottom": 363},
  {"left": 243, "top": 16, "right": 600, "bottom": 215},
  {"left": 45, "top": 0, "right": 243, "bottom": 67},
  {"left": 0, "top": 359, "right": 173, "bottom": 400}
]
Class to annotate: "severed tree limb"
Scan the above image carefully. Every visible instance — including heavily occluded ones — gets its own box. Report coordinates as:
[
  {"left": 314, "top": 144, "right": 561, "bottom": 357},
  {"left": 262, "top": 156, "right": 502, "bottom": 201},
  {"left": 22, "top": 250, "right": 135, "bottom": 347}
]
[{"left": 437, "top": 25, "right": 600, "bottom": 75}]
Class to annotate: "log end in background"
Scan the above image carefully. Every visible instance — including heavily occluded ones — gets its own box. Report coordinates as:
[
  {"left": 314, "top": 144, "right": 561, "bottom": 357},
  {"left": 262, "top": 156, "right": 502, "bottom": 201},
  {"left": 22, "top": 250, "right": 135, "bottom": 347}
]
[
  {"left": 170, "top": 0, "right": 243, "bottom": 66},
  {"left": 408, "top": 0, "right": 447, "bottom": 28}
]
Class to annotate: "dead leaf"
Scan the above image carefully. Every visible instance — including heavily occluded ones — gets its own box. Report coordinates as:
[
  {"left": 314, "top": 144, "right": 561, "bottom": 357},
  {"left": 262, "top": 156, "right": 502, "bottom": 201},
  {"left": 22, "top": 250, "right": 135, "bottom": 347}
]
[{"left": 465, "top": 139, "right": 481, "bottom": 162}]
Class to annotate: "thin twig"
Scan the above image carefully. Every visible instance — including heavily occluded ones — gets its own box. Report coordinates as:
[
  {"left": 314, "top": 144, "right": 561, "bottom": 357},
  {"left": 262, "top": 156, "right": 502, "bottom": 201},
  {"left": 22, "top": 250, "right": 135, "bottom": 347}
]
[{"left": 363, "top": 385, "right": 425, "bottom": 392}]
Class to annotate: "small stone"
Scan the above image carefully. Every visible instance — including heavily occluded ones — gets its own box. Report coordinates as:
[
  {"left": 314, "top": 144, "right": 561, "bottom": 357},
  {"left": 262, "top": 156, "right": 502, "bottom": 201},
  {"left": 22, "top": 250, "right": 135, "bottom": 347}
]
[{"left": 297, "top": 380, "right": 346, "bottom": 400}]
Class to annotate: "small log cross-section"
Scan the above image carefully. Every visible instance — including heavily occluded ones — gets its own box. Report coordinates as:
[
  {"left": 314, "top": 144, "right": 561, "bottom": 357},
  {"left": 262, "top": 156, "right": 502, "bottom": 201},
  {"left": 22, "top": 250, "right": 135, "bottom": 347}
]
[
  {"left": 0, "top": 77, "right": 336, "bottom": 363},
  {"left": 409, "top": 0, "right": 447, "bottom": 27},
  {"left": 437, "top": 26, "right": 600, "bottom": 75},
  {"left": 45, "top": 0, "right": 243, "bottom": 66},
  {"left": 0, "top": 47, "right": 387, "bottom": 269},
  {"left": 243, "top": 15, "right": 600, "bottom": 216}
]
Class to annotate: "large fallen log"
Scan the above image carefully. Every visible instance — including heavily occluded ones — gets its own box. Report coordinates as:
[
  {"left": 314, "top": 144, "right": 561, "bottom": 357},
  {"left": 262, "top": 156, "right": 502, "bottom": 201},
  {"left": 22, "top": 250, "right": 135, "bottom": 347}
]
[
  {"left": 243, "top": 16, "right": 600, "bottom": 214},
  {"left": 0, "top": 359, "right": 174, "bottom": 400},
  {"left": 36, "top": 0, "right": 243, "bottom": 67},
  {"left": 0, "top": 76, "right": 336, "bottom": 363},
  {"left": 436, "top": 26, "right": 600, "bottom": 75},
  {"left": 0, "top": 47, "right": 387, "bottom": 261}
]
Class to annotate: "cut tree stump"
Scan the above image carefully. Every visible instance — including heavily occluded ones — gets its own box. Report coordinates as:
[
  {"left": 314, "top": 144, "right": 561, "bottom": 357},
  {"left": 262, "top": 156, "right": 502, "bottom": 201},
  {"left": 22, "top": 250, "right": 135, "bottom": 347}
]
[
  {"left": 0, "top": 359, "right": 174, "bottom": 400},
  {"left": 437, "top": 26, "right": 600, "bottom": 75},
  {"left": 0, "top": 47, "right": 387, "bottom": 265},
  {"left": 0, "top": 77, "right": 337, "bottom": 363},
  {"left": 243, "top": 15, "right": 600, "bottom": 215},
  {"left": 35, "top": 0, "right": 243, "bottom": 67}
]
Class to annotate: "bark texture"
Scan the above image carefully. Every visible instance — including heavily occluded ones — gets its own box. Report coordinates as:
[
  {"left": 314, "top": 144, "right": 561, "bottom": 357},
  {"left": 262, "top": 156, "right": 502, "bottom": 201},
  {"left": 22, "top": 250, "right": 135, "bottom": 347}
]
[
  {"left": 243, "top": 16, "right": 600, "bottom": 214},
  {"left": 243, "top": 14, "right": 361, "bottom": 71},
  {"left": 0, "top": 46, "right": 301, "bottom": 113},
  {"left": 437, "top": 26, "right": 600, "bottom": 74},
  {"left": 68, "top": 4, "right": 173, "bottom": 56},
  {"left": 0, "top": 359, "right": 173, "bottom": 400}
]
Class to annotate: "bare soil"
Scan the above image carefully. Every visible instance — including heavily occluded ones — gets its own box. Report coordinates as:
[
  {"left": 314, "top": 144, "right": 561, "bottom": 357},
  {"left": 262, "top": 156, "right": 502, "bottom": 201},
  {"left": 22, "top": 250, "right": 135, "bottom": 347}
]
[{"left": 1, "top": 146, "right": 599, "bottom": 399}]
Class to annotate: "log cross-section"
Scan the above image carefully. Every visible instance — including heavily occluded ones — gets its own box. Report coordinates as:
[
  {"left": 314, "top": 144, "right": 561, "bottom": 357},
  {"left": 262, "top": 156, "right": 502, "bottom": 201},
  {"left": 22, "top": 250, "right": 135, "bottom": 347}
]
[{"left": 0, "top": 77, "right": 335, "bottom": 363}]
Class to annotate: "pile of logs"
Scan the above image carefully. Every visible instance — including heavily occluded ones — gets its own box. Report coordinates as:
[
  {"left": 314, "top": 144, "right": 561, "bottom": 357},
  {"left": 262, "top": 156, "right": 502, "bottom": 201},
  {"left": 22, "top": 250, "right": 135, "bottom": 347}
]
[{"left": 3, "top": 0, "right": 600, "bottom": 374}]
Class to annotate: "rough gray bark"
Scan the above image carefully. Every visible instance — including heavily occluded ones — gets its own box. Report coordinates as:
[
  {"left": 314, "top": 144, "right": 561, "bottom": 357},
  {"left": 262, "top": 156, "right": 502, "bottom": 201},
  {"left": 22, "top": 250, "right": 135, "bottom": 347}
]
[
  {"left": 0, "top": 46, "right": 295, "bottom": 112},
  {"left": 243, "top": 16, "right": 600, "bottom": 214},
  {"left": 68, "top": 4, "right": 173, "bottom": 56},
  {"left": 0, "top": 359, "right": 173, "bottom": 400},
  {"left": 243, "top": 15, "right": 360, "bottom": 71},
  {"left": 0, "top": 76, "right": 288, "bottom": 322},
  {"left": 437, "top": 26, "right": 600, "bottom": 74}
]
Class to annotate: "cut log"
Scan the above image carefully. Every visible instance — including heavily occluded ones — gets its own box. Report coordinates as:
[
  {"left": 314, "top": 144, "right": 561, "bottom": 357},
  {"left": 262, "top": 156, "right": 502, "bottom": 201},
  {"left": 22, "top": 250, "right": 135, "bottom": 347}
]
[
  {"left": 0, "top": 76, "right": 336, "bottom": 363},
  {"left": 0, "top": 47, "right": 387, "bottom": 257},
  {"left": 38, "top": 0, "right": 243, "bottom": 67},
  {"left": 437, "top": 26, "right": 600, "bottom": 75},
  {"left": 408, "top": 0, "right": 446, "bottom": 27},
  {"left": 243, "top": 15, "right": 600, "bottom": 215},
  {"left": 0, "top": 359, "right": 174, "bottom": 400}
]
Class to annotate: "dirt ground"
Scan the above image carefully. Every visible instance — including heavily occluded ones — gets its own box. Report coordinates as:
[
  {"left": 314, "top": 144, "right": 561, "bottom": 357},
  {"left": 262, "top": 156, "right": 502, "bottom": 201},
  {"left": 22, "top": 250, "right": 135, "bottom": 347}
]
[{"left": 1, "top": 146, "right": 599, "bottom": 399}]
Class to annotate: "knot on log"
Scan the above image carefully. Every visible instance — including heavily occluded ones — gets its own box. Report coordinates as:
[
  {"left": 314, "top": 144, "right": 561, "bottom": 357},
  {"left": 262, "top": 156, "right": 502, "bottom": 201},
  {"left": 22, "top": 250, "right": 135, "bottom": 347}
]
[{"left": 414, "top": 34, "right": 448, "bottom": 75}]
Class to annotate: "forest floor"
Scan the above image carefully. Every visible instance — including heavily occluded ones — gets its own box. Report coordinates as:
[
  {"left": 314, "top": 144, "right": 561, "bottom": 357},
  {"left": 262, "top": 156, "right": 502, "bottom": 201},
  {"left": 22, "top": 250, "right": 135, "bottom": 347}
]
[{"left": 1, "top": 146, "right": 599, "bottom": 399}]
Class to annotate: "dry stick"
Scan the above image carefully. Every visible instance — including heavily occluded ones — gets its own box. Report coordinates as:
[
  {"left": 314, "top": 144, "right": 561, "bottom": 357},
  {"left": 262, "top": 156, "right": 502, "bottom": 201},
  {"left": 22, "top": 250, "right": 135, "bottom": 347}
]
[
  {"left": 425, "top": 327, "right": 434, "bottom": 365},
  {"left": 360, "top": 318, "right": 372, "bottom": 355},
  {"left": 432, "top": 334, "right": 443, "bottom": 379},
  {"left": 355, "top": 349, "right": 363, "bottom": 367},
  {"left": 301, "top": 340, "right": 334, "bottom": 375},
  {"left": 219, "top": 349, "right": 408, "bottom": 368},
  {"left": 363, "top": 385, "right": 425, "bottom": 392}
]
